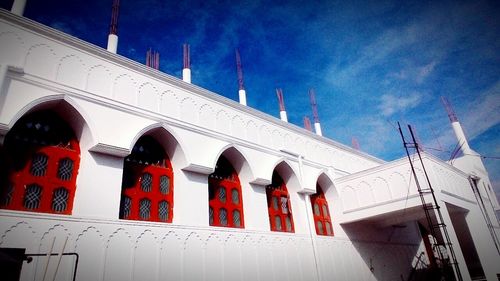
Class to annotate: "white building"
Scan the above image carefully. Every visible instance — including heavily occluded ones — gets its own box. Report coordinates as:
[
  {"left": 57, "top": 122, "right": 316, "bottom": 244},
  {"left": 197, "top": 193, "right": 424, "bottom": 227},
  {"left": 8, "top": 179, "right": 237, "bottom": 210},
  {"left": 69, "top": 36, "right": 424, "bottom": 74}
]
[{"left": 0, "top": 6, "right": 499, "bottom": 281}]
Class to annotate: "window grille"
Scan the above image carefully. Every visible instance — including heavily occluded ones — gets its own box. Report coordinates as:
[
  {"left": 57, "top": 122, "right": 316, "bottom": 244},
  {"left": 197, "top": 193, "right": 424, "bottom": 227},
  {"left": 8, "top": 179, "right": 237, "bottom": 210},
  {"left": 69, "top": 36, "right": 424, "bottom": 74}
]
[
  {"left": 2, "top": 183, "right": 14, "bottom": 206},
  {"left": 275, "top": 216, "right": 282, "bottom": 231},
  {"left": 120, "top": 196, "right": 131, "bottom": 219},
  {"left": 272, "top": 197, "right": 278, "bottom": 210},
  {"left": 233, "top": 210, "right": 241, "bottom": 227},
  {"left": 30, "top": 153, "right": 48, "bottom": 176},
  {"left": 314, "top": 203, "right": 320, "bottom": 216},
  {"left": 24, "top": 184, "right": 42, "bottom": 209},
  {"left": 285, "top": 217, "right": 292, "bottom": 232},
  {"left": 317, "top": 221, "right": 324, "bottom": 235},
  {"left": 325, "top": 222, "right": 332, "bottom": 235},
  {"left": 218, "top": 187, "right": 226, "bottom": 203},
  {"left": 141, "top": 173, "right": 153, "bottom": 192},
  {"left": 139, "top": 198, "right": 151, "bottom": 220},
  {"left": 219, "top": 208, "right": 227, "bottom": 226},
  {"left": 57, "top": 158, "right": 74, "bottom": 181},
  {"left": 158, "top": 201, "right": 169, "bottom": 222},
  {"left": 51, "top": 188, "right": 68, "bottom": 212},
  {"left": 209, "top": 206, "right": 214, "bottom": 225},
  {"left": 281, "top": 197, "right": 288, "bottom": 214},
  {"left": 322, "top": 205, "right": 329, "bottom": 216},
  {"left": 231, "top": 189, "right": 239, "bottom": 204},
  {"left": 159, "top": 176, "right": 170, "bottom": 194}
]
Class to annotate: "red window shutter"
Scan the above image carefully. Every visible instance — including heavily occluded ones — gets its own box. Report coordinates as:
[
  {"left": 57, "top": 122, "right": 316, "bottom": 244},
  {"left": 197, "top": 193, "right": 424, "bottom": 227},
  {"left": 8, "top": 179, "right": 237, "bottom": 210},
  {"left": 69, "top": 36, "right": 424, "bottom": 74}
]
[
  {"left": 310, "top": 187, "right": 333, "bottom": 236},
  {"left": 266, "top": 173, "right": 294, "bottom": 233}
]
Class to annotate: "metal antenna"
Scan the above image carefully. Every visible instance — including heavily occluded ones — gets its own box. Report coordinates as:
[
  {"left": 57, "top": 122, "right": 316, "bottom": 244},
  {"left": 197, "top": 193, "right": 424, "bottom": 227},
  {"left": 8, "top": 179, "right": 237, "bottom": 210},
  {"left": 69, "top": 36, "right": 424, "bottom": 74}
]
[
  {"left": 146, "top": 49, "right": 160, "bottom": 70},
  {"left": 109, "top": 0, "right": 120, "bottom": 35},
  {"left": 235, "top": 48, "right": 245, "bottom": 90},
  {"left": 352, "top": 137, "right": 360, "bottom": 150},
  {"left": 309, "top": 89, "right": 320, "bottom": 123},
  {"left": 183, "top": 44, "right": 190, "bottom": 69},
  {"left": 276, "top": 88, "right": 286, "bottom": 111},
  {"left": 441, "top": 96, "right": 458, "bottom": 123},
  {"left": 304, "top": 116, "right": 312, "bottom": 131}
]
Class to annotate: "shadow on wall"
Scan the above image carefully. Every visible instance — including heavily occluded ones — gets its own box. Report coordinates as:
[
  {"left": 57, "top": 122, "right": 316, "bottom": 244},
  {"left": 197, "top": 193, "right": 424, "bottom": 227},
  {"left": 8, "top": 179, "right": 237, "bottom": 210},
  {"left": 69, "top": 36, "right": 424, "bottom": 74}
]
[{"left": 342, "top": 222, "right": 420, "bottom": 281}]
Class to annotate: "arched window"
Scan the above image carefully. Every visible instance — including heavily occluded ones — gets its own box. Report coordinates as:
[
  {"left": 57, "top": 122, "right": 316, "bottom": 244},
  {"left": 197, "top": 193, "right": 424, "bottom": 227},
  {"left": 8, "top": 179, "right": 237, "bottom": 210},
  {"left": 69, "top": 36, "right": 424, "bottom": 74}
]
[
  {"left": 0, "top": 111, "right": 80, "bottom": 214},
  {"left": 208, "top": 156, "right": 244, "bottom": 228},
  {"left": 266, "top": 172, "right": 294, "bottom": 232},
  {"left": 310, "top": 184, "right": 333, "bottom": 236},
  {"left": 119, "top": 136, "right": 173, "bottom": 223}
]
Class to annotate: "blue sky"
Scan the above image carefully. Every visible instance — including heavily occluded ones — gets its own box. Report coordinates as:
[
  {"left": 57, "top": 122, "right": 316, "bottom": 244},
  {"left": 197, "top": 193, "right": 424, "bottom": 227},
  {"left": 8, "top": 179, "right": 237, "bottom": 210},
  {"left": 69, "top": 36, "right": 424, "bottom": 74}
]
[{"left": 1, "top": 0, "right": 499, "bottom": 198}]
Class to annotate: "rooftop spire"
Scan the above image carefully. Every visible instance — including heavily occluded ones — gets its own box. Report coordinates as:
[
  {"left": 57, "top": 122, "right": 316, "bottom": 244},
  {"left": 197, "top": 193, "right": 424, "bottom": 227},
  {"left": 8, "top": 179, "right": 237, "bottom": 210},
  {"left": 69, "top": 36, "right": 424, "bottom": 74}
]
[
  {"left": 182, "top": 43, "right": 191, "bottom": 83},
  {"left": 441, "top": 96, "right": 458, "bottom": 123},
  {"left": 106, "top": 0, "right": 120, "bottom": 53},
  {"left": 276, "top": 88, "right": 288, "bottom": 122},
  {"left": 309, "top": 88, "right": 320, "bottom": 123},
  {"left": 235, "top": 48, "right": 247, "bottom": 105},
  {"left": 304, "top": 116, "right": 312, "bottom": 131},
  {"left": 146, "top": 48, "right": 160, "bottom": 70}
]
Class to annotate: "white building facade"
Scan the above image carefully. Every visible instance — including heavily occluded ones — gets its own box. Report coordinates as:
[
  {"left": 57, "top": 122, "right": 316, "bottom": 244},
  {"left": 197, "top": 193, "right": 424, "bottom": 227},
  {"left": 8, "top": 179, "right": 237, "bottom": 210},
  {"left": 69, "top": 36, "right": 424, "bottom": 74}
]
[{"left": 0, "top": 8, "right": 499, "bottom": 281}]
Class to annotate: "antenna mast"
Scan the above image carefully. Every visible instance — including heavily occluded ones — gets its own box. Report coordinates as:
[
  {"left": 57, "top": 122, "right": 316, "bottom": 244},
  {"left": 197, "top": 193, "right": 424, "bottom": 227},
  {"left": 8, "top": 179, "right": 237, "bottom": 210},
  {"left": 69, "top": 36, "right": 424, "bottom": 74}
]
[
  {"left": 182, "top": 43, "right": 191, "bottom": 83},
  {"left": 146, "top": 48, "right": 160, "bottom": 70},
  {"left": 235, "top": 49, "right": 245, "bottom": 90},
  {"left": 309, "top": 89, "right": 320, "bottom": 123},
  {"left": 304, "top": 116, "right": 312, "bottom": 131},
  {"left": 441, "top": 96, "right": 458, "bottom": 123},
  {"left": 352, "top": 137, "right": 360, "bottom": 150},
  {"left": 106, "top": 0, "right": 120, "bottom": 53},
  {"left": 276, "top": 88, "right": 288, "bottom": 122}
]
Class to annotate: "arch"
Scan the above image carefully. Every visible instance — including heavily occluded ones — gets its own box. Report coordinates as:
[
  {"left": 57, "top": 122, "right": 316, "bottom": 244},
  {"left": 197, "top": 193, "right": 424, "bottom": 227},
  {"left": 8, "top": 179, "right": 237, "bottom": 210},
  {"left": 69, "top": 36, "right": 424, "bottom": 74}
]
[
  {"left": 268, "top": 159, "right": 301, "bottom": 192},
  {"left": 1, "top": 108, "right": 81, "bottom": 215},
  {"left": 311, "top": 178, "right": 334, "bottom": 236},
  {"left": 56, "top": 54, "right": 86, "bottom": 89},
  {"left": 208, "top": 147, "right": 249, "bottom": 229},
  {"left": 119, "top": 133, "right": 174, "bottom": 223},
  {"left": 8, "top": 95, "right": 97, "bottom": 149},
  {"left": 211, "top": 144, "right": 255, "bottom": 183},
  {"left": 129, "top": 122, "right": 188, "bottom": 169}
]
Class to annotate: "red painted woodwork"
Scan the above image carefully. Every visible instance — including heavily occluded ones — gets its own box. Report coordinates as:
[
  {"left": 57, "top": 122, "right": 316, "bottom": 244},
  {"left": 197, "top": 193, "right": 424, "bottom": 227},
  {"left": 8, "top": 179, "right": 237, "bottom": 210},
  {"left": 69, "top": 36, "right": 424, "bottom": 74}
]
[
  {"left": 310, "top": 185, "right": 333, "bottom": 236},
  {"left": 266, "top": 172, "right": 294, "bottom": 232},
  {"left": 119, "top": 136, "right": 174, "bottom": 223},
  {"left": 120, "top": 162, "right": 173, "bottom": 222},
  {"left": 209, "top": 156, "right": 244, "bottom": 228},
  {"left": 0, "top": 111, "right": 80, "bottom": 215}
]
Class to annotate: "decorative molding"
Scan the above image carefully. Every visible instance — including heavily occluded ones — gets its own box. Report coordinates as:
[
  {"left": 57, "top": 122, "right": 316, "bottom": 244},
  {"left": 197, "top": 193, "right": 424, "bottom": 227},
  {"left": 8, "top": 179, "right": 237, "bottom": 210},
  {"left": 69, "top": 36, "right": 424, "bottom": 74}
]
[
  {"left": 89, "top": 143, "right": 130, "bottom": 157},
  {"left": 249, "top": 177, "right": 271, "bottom": 186},
  {"left": 181, "top": 163, "right": 214, "bottom": 175}
]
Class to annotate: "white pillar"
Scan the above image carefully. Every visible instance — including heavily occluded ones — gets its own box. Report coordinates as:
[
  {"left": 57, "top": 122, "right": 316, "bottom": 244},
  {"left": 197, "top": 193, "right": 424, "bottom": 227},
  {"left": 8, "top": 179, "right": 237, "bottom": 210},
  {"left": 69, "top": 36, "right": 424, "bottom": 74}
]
[
  {"left": 279, "top": 110, "right": 288, "bottom": 122},
  {"left": 238, "top": 89, "right": 247, "bottom": 106},
  {"left": 451, "top": 121, "right": 472, "bottom": 155},
  {"left": 11, "top": 0, "right": 26, "bottom": 16},
  {"left": 465, "top": 204, "right": 500, "bottom": 280},
  {"left": 182, "top": 68, "right": 191, "bottom": 83},
  {"left": 437, "top": 204, "right": 472, "bottom": 281},
  {"left": 314, "top": 122, "right": 322, "bottom": 136},
  {"left": 107, "top": 34, "right": 118, "bottom": 54}
]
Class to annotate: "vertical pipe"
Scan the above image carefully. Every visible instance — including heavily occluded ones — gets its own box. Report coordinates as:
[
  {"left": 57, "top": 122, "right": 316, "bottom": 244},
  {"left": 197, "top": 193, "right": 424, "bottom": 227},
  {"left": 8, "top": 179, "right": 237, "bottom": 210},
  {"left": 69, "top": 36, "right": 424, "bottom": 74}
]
[
  {"left": 107, "top": 34, "right": 118, "bottom": 53},
  {"left": 238, "top": 89, "right": 247, "bottom": 106},
  {"left": 11, "top": 0, "right": 27, "bottom": 16},
  {"left": 279, "top": 110, "right": 288, "bottom": 122}
]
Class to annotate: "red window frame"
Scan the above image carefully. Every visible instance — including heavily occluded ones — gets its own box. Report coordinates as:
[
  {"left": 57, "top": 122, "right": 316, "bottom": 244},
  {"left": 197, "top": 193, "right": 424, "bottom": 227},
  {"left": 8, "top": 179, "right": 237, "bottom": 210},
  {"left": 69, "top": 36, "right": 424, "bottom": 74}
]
[
  {"left": 310, "top": 185, "right": 333, "bottom": 236},
  {"left": 0, "top": 112, "right": 80, "bottom": 215},
  {"left": 119, "top": 136, "right": 174, "bottom": 223},
  {"left": 208, "top": 156, "right": 244, "bottom": 228},
  {"left": 266, "top": 172, "right": 294, "bottom": 232}
]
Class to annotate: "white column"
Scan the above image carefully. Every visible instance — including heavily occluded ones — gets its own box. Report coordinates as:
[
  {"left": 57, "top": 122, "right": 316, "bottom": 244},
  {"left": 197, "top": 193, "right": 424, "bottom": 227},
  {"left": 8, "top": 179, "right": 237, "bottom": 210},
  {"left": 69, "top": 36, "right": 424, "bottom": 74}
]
[
  {"left": 11, "top": 0, "right": 27, "bottom": 16},
  {"left": 182, "top": 68, "right": 191, "bottom": 83},
  {"left": 464, "top": 204, "right": 500, "bottom": 280},
  {"left": 238, "top": 89, "right": 247, "bottom": 106},
  {"left": 314, "top": 122, "right": 322, "bottom": 136},
  {"left": 0, "top": 64, "right": 8, "bottom": 95},
  {"left": 279, "top": 110, "right": 288, "bottom": 122},
  {"left": 437, "top": 204, "right": 472, "bottom": 281},
  {"left": 107, "top": 34, "right": 118, "bottom": 54}
]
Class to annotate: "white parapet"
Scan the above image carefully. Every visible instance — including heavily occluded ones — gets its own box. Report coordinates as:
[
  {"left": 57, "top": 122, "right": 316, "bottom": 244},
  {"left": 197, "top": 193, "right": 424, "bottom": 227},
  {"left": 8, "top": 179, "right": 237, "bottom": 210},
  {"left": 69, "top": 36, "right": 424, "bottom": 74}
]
[
  {"left": 182, "top": 68, "right": 191, "bottom": 83},
  {"left": 107, "top": 34, "right": 118, "bottom": 54},
  {"left": 11, "top": 0, "right": 26, "bottom": 16},
  {"left": 279, "top": 110, "right": 288, "bottom": 122},
  {"left": 238, "top": 89, "right": 247, "bottom": 106},
  {"left": 314, "top": 122, "right": 322, "bottom": 136}
]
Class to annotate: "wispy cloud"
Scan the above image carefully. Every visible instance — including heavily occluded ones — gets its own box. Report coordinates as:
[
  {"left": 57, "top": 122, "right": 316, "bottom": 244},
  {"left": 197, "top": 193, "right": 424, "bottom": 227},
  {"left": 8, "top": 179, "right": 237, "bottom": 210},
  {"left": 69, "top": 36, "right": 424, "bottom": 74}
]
[{"left": 378, "top": 92, "right": 423, "bottom": 117}]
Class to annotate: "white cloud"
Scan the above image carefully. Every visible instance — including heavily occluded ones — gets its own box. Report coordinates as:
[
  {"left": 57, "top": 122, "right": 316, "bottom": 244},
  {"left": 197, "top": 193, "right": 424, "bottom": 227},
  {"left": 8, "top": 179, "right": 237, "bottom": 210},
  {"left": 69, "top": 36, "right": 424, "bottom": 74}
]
[
  {"left": 378, "top": 92, "right": 423, "bottom": 117},
  {"left": 462, "top": 80, "right": 500, "bottom": 140}
]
